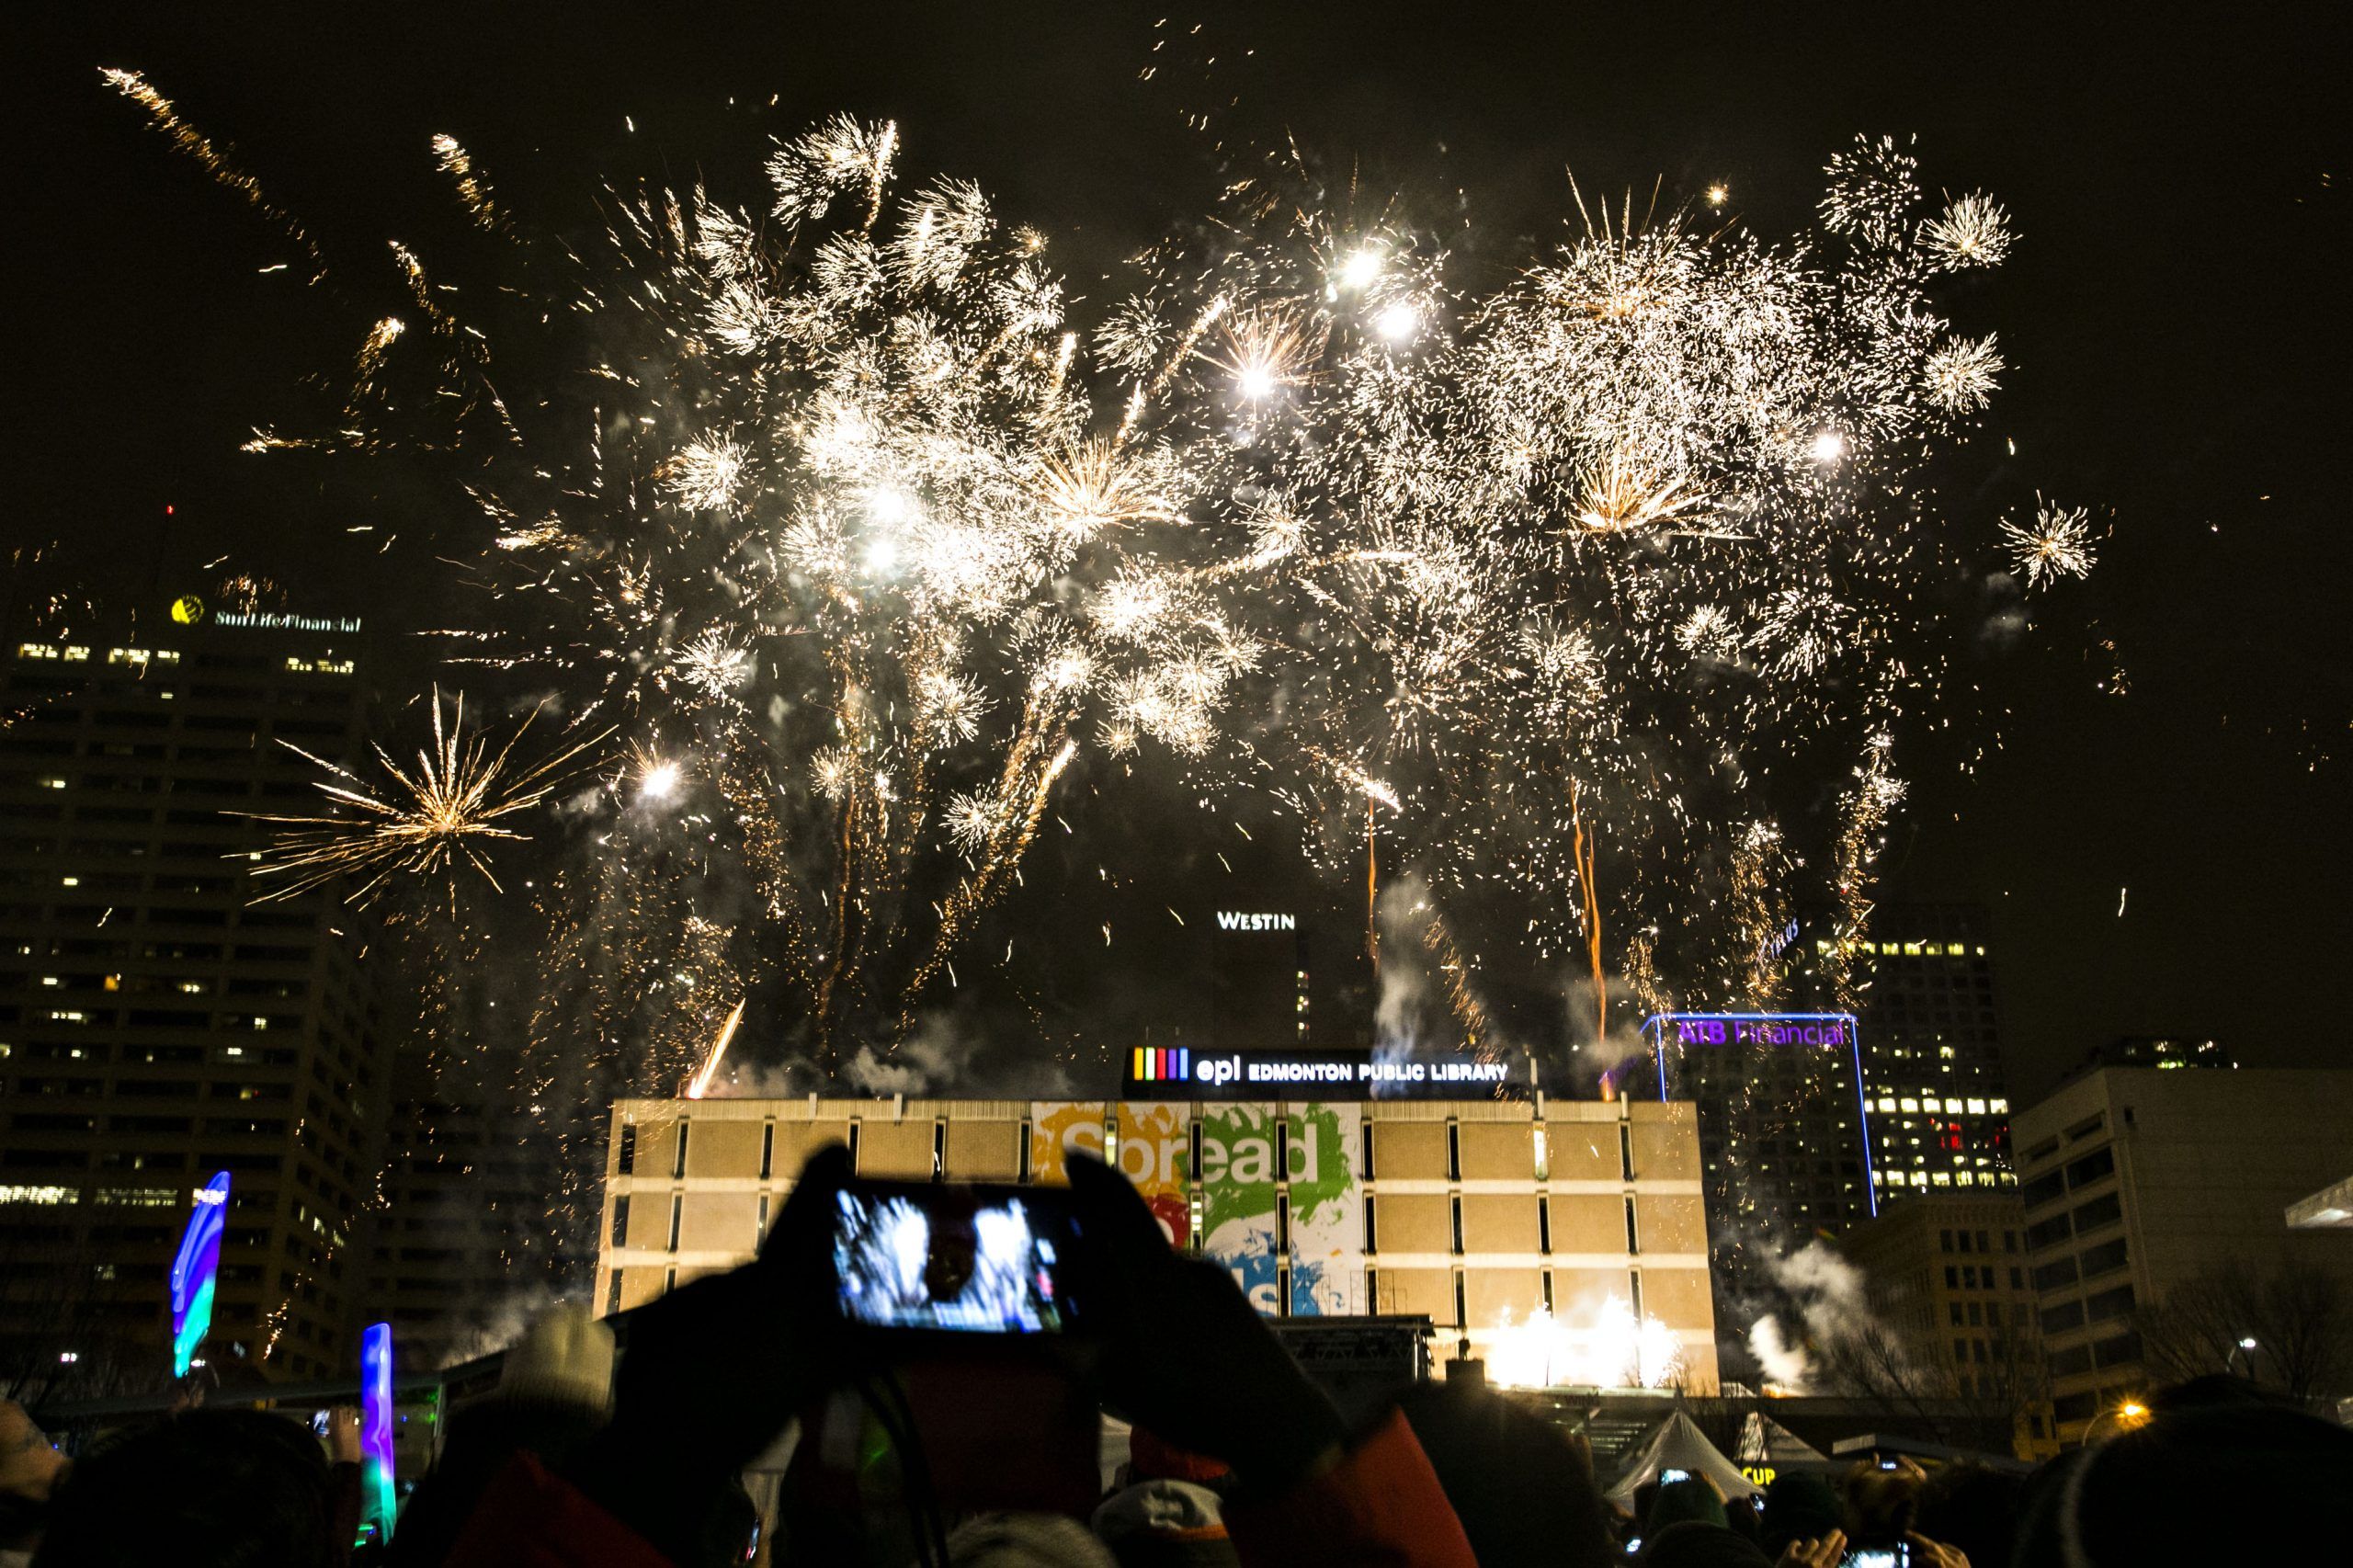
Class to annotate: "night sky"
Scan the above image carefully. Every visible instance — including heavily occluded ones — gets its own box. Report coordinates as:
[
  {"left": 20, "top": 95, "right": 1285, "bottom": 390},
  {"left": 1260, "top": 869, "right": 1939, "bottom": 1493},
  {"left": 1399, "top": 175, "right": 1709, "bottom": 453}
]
[{"left": 12, "top": 3, "right": 2347, "bottom": 1103}]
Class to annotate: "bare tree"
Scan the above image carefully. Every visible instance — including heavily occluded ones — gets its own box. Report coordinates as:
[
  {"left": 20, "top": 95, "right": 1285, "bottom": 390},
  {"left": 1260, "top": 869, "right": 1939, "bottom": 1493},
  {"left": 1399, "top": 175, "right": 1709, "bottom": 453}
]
[
  {"left": 1810, "top": 1312, "right": 2046, "bottom": 1456},
  {"left": 2137, "top": 1261, "right": 2353, "bottom": 1408}
]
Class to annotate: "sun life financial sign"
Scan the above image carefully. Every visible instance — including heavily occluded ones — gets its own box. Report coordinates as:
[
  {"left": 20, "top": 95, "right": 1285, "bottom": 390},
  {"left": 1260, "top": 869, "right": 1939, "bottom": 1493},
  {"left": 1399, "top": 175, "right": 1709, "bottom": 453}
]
[
  {"left": 1124, "top": 1047, "right": 1513, "bottom": 1099},
  {"left": 213, "top": 610, "right": 364, "bottom": 632}
]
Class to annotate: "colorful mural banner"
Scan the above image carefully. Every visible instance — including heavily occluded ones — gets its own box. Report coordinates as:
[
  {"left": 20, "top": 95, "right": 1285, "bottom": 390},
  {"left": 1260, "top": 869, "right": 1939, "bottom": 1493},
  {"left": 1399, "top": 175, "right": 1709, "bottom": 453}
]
[
  {"left": 1113, "top": 1101, "right": 1192, "bottom": 1248},
  {"left": 1196, "top": 1105, "right": 1284, "bottom": 1313},
  {"left": 1027, "top": 1102, "right": 1106, "bottom": 1185},
  {"left": 1286, "top": 1103, "right": 1364, "bottom": 1315}
]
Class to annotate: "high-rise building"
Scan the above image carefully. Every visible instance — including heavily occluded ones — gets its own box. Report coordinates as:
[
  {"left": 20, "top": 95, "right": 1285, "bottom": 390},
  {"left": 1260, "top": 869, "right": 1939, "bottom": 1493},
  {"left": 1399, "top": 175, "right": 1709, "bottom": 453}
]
[
  {"left": 2012, "top": 1068, "right": 2353, "bottom": 1442},
  {"left": 1836, "top": 1193, "right": 2057, "bottom": 1460},
  {"left": 1638, "top": 1013, "right": 1875, "bottom": 1249},
  {"left": 0, "top": 618, "right": 385, "bottom": 1392},
  {"left": 593, "top": 1091, "right": 1722, "bottom": 1389},
  {"left": 1770, "top": 904, "right": 2016, "bottom": 1204}
]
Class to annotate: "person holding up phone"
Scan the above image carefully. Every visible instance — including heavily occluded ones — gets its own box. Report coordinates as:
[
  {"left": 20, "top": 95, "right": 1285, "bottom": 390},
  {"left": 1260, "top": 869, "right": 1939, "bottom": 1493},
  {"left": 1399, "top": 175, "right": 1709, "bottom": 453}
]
[{"left": 442, "top": 1144, "right": 1478, "bottom": 1568}]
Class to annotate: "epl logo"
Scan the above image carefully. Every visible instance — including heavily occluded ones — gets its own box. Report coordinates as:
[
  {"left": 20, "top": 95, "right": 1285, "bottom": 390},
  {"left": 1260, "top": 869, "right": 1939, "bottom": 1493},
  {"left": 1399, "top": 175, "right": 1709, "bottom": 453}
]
[{"left": 1195, "top": 1053, "right": 1244, "bottom": 1088}]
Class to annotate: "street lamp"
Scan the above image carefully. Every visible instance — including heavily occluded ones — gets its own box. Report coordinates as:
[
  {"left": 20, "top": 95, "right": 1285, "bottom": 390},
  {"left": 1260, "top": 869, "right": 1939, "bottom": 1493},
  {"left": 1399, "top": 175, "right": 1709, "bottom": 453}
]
[
  {"left": 2082, "top": 1398, "right": 2152, "bottom": 1445},
  {"left": 2228, "top": 1336, "right": 2260, "bottom": 1378}
]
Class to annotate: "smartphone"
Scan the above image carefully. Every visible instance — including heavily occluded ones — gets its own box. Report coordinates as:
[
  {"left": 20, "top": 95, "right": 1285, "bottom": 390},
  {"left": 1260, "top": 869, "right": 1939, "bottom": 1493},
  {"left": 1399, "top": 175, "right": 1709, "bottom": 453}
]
[
  {"left": 1658, "top": 1468, "right": 1691, "bottom": 1484},
  {"left": 309, "top": 1411, "right": 331, "bottom": 1437},
  {"left": 830, "top": 1179, "right": 1086, "bottom": 1337},
  {"left": 1876, "top": 1458, "right": 1901, "bottom": 1471},
  {"left": 1842, "top": 1548, "right": 1907, "bottom": 1568}
]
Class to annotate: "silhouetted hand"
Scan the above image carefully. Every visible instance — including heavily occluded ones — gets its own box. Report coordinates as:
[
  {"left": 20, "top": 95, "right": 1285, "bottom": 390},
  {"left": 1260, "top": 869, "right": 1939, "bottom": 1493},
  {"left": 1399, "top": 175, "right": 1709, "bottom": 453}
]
[
  {"left": 1776, "top": 1528, "right": 1846, "bottom": 1568},
  {"left": 1065, "top": 1151, "right": 1343, "bottom": 1494},
  {"left": 605, "top": 1142, "right": 853, "bottom": 1468},
  {"left": 568, "top": 1143, "right": 854, "bottom": 1561},
  {"left": 1905, "top": 1534, "right": 1971, "bottom": 1568},
  {"left": 325, "top": 1405, "right": 363, "bottom": 1466}
]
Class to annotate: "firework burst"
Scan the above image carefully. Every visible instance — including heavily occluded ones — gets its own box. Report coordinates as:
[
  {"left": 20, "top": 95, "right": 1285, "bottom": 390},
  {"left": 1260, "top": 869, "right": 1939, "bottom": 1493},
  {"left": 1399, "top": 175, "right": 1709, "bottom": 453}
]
[
  {"left": 2002, "top": 496, "right": 2098, "bottom": 586},
  {"left": 119, "top": 74, "right": 2097, "bottom": 1090},
  {"left": 247, "top": 692, "right": 605, "bottom": 905}
]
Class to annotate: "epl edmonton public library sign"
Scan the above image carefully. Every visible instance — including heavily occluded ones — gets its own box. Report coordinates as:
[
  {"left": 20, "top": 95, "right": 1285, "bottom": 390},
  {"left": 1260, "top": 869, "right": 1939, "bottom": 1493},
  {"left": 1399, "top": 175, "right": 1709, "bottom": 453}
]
[{"left": 1123, "top": 1047, "right": 1516, "bottom": 1099}]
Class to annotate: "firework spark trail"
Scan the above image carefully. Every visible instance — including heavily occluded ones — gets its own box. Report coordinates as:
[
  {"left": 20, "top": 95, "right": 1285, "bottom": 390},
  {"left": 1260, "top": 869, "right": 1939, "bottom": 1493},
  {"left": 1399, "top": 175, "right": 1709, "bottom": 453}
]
[
  {"left": 101, "top": 69, "right": 326, "bottom": 279},
  {"left": 684, "top": 996, "right": 746, "bottom": 1099},
  {"left": 117, "top": 71, "right": 2100, "bottom": 1092}
]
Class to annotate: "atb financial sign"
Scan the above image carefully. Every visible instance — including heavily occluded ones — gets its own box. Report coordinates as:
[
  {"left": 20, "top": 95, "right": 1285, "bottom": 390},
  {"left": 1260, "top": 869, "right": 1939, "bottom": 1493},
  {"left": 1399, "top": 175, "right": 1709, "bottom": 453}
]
[{"left": 1642, "top": 1010, "right": 1879, "bottom": 1216}]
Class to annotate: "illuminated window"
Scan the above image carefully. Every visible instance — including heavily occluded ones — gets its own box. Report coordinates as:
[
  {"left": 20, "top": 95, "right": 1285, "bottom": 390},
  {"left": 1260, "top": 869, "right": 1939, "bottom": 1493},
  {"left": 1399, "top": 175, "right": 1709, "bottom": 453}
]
[
  {"left": 1876, "top": 1096, "right": 1896, "bottom": 1112},
  {"left": 1903, "top": 942, "right": 1923, "bottom": 956},
  {"left": 1958, "top": 1171, "right": 1976, "bottom": 1186},
  {"left": 1966, "top": 1098, "right": 1987, "bottom": 1114},
  {"left": 1900, "top": 1098, "right": 1919, "bottom": 1113},
  {"left": 0, "top": 1185, "right": 80, "bottom": 1205},
  {"left": 1931, "top": 1172, "right": 1952, "bottom": 1186},
  {"left": 1990, "top": 1098, "right": 2008, "bottom": 1113}
]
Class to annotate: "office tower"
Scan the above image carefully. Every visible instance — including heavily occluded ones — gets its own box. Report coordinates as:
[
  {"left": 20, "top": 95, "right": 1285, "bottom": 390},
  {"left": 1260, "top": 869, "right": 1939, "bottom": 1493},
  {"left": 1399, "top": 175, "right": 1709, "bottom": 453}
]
[
  {"left": 2013, "top": 1068, "right": 2353, "bottom": 1442},
  {"left": 0, "top": 616, "right": 385, "bottom": 1391},
  {"left": 1836, "top": 1192, "right": 2057, "bottom": 1459},
  {"left": 1766, "top": 904, "right": 2014, "bottom": 1204}
]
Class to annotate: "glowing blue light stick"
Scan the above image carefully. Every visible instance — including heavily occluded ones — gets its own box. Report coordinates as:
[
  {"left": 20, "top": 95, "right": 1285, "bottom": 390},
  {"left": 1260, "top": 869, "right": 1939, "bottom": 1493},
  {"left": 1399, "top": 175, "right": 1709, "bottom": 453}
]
[
  {"left": 360, "top": 1321, "right": 396, "bottom": 1540},
  {"left": 168, "top": 1170, "right": 231, "bottom": 1377}
]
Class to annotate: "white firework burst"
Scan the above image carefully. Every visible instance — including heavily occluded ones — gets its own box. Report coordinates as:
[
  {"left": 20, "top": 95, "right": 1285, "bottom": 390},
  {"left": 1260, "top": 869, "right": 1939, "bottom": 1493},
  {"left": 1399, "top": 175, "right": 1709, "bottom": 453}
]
[
  {"left": 668, "top": 631, "right": 754, "bottom": 700},
  {"left": 664, "top": 437, "right": 749, "bottom": 513},
  {"left": 2001, "top": 499, "right": 2097, "bottom": 587},
  {"left": 1924, "top": 334, "right": 2004, "bottom": 415},
  {"left": 1675, "top": 605, "right": 1743, "bottom": 662},
  {"left": 915, "top": 670, "right": 992, "bottom": 745},
  {"left": 1921, "top": 193, "right": 2013, "bottom": 268},
  {"left": 942, "top": 790, "right": 1004, "bottom": 854}
]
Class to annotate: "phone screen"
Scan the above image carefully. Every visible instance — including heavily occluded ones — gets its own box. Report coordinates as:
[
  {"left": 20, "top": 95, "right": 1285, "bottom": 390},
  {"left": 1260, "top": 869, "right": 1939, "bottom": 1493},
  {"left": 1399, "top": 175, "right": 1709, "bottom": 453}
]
[
  {"left": 1658, "top": 1468, "right": 1691, "bottom": 1484},
  {"left": 832, "top": 1184, "right": 1079, "bottom": 1335},
  {"left": 1842, "top": 1549, "right": 1905, "bottom": 1568}
]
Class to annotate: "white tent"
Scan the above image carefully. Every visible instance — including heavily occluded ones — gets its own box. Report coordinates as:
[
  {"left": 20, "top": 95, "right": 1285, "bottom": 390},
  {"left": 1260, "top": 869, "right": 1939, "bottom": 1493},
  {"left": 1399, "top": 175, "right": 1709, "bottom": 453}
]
[
  {"left": 1606, "top": 1411, "right": 1761, "bottom": 1505},
  {"left": 1737, "top": 1409, "right": 1829, "bottom": 1468}
]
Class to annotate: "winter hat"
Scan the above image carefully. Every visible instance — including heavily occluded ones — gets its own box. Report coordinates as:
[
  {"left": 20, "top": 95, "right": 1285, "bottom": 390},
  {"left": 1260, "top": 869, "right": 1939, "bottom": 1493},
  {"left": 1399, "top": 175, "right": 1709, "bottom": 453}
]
[
  {"left": 1638, "top": 1519, "right": 1772, "bottom": 1567},
  {"left": 1091, "top": 1480, "right": 1240, "bottom": 1568},
  {"left": 945, "top": 1512, "right": 1117, "bottom": 1568},
  {"left": 494, "top": 1304, "right": 615, "bottom": 1417},
  {"left": 1759, "top": 1472, "right": 1841, "bottom": 1555}
]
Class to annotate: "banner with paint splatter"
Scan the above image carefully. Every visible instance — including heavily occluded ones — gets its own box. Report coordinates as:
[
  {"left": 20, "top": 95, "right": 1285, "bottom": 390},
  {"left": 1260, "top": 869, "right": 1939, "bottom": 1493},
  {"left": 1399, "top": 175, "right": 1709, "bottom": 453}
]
[
  {"left": 1027, "top": 1102, "right": 1105, "bottom": 1184},
  {"left": 1114, "top": 1101, "right": 1192, "bottom": 1249},
  {"left": 1196, "top": 1104, "right": 1283, "bottom": 1314},
  {"left": 1286, "top": 1103, "right": 1364, "bottom": 1315}
]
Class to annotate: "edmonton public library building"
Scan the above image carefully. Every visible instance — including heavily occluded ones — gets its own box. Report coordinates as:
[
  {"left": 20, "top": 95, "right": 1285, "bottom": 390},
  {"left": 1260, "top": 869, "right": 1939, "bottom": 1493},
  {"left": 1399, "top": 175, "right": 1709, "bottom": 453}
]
[{"left": 596, "top": 1047, "right": 1722, "bottom": 1391}]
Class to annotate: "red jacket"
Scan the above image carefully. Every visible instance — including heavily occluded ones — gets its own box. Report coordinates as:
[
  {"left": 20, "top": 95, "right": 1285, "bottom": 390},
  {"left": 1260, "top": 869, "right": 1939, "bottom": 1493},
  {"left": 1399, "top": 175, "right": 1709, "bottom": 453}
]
[{"left": 445, "top": 1409, "right": 1475, "bottom": 1568}]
